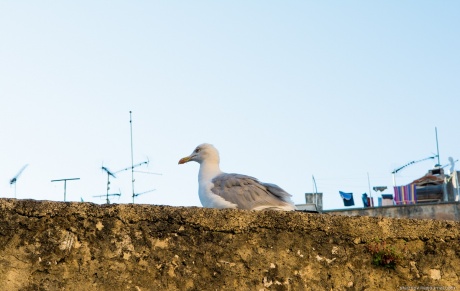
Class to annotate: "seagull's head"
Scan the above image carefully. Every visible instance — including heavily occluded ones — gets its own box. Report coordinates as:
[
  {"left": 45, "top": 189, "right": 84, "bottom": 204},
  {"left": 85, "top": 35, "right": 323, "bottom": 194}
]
[{"left": 178, "top": 143, "right": 220, "bottom": 165}]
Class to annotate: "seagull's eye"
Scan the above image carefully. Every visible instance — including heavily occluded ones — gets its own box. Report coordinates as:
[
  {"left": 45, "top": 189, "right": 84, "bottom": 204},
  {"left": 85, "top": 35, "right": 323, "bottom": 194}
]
[{"left": 194, "top": 148, "right": 201, "bottom": 153}]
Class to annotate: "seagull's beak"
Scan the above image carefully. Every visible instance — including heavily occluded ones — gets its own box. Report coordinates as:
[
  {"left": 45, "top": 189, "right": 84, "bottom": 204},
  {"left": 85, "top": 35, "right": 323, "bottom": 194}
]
[{"left": 178, "top": 156, "right": 192, "bottom": 164}]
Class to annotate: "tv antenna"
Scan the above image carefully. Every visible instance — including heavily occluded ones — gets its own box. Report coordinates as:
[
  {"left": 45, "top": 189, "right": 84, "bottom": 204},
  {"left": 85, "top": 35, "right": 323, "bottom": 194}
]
[
  {"left": 312, "top": 175, "right": 318, "bottom": 194},
  {"left": 9, "top": 164, "right": 29, "bottom": 198},
  {"left": 128, "top": 111, "right": 158, "bottom": 203},
  {"left": 100, "top": 159, "right": 158, "bottom": 204},
  {"left": 391, "top": 155, "right": 437, "bottom": 186},
  {"left": 51, "top": 177, "right": 80, "bottom": 201},
  {"left": 132, "top": 189, "right": 156, "bottom": 203},
  {"left": 100, "top": 166, "right": 120, "bottom": 204},
  {"left": 435, "top": 127, "right": 441, "bottom": 167},
  {"left": 92, "top": 191, "right": 121, "bottom": 204},
  {"left": 311, "top": 175, "right": 320, "bottom": 209}
]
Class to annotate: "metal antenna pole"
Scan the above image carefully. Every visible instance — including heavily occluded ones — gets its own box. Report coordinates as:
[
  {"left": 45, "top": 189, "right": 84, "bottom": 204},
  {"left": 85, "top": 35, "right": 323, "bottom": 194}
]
[
  {"left": 101, "top": 166, "right": 117, "bottom": 204},
  {"left": 106, "top": 172, "right": 110, "bottom": 204},
  {"left": 124, "top": 111, "right": 156, "bottom": 204},
  {"left": 312, "top": 175, "right": 318, "bottom": 194},
  {"left": 367, "top": 172, "right": 372, "bottom": 199},
  {"left": 51, "top": 178, "right": 80, "bottom": 201},
  {"left": 311, "top": 175, "right": 314, "bottom": 198},
  {"left": 130, "top": 111, "right": 135, "bottom": 204},
  {"left": 435, "top": 127, "right": 440, "bottom": 166},
  {"left": 312, "top": 175, "right": 318, "bottom": 206},
  {"left": 93, "top": 193, "right": 121, "bottom": 204},
  {"left": 10, "top": 164, "right": 29, "bottom": 198}
]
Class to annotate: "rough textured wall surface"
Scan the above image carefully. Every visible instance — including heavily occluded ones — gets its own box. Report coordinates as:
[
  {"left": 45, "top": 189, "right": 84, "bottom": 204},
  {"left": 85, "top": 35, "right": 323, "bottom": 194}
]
[
  {"left": 326, "top": 202, "right": 460, "bottom": 221},
  {"left": 0, "top": 199, "right": 459, "bottom": 291}
]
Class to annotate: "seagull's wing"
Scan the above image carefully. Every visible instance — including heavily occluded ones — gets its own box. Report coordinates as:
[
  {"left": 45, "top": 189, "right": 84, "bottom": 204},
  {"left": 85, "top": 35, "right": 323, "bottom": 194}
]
[{"left": 210, "top": 173, "right": 296, "bottom": 210}]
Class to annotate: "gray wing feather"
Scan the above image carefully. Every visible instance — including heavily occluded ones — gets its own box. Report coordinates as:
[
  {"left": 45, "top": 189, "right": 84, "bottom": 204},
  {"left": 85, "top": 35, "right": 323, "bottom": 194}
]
[{"left": 210, "top": 173, "right": 294, "bottom": 210}]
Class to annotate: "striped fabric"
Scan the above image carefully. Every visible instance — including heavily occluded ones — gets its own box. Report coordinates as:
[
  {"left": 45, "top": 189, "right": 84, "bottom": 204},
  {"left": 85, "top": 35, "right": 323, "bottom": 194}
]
[{"left": 393, "top": 184, "right": 417, "bottom": 205}]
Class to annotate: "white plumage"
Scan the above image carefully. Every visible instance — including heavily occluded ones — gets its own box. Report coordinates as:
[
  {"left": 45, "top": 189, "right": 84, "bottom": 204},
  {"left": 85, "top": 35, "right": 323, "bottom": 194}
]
[{"left": 178, "top": 143, "right": 296, "bottom": 211}]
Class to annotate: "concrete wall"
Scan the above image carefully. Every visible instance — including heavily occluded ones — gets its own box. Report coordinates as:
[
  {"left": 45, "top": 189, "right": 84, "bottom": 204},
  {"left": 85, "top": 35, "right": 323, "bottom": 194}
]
[
  {"left": 325, "top": 202, "right": 460, "bottom": 221},
  {"left": 1, "top": 199, "right": 460, "bottom": 290}
]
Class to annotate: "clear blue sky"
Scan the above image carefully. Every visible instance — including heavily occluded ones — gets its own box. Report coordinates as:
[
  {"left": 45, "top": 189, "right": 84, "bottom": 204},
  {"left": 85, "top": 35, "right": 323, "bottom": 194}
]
[{"left": 1, "top": 1, "right": 459, "bottom": 210}]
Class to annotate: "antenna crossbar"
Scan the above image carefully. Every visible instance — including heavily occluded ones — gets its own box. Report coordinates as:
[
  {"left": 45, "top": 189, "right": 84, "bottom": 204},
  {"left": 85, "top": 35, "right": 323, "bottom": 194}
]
[{"left": 51, "top": 178, "right": 80, "bottom": 202}]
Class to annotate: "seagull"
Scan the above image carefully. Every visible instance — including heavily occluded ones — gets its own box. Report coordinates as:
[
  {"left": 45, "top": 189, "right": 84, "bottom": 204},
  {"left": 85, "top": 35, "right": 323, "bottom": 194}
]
[{"left": 178, "top": 143, "right": 296, "bottom": 211}]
